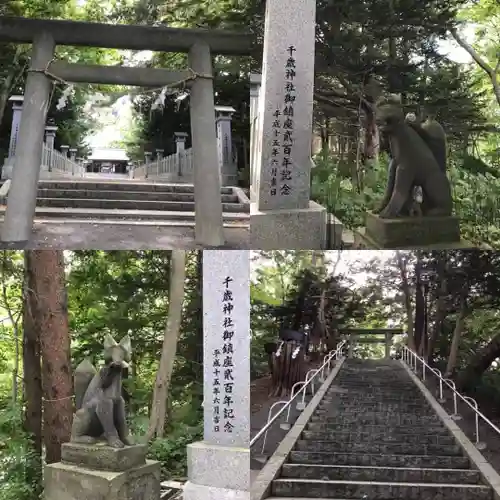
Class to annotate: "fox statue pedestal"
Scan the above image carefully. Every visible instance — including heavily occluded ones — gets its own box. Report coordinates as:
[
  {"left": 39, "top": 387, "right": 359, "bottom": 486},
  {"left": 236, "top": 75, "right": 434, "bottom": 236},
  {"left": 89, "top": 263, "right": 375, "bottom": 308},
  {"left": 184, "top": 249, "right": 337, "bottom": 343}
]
[
  {"left": 44, "top": 334, "right": 161, "bottom": 500},
  {"left": 44, "top": 442, "right": 160, "bottom": 500}
]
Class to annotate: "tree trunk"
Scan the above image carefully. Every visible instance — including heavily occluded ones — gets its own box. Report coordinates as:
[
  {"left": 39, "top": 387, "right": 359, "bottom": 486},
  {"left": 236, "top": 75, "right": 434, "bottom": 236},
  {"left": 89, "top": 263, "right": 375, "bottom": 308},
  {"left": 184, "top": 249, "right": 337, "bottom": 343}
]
[
  {"left": 23, "top": 252, "right": 43, "bottom": 496},
  {"left": 458, "top": 333, "right": 500, "bottom": 391},
  {"left": 270, "top": 341, "right": 305, "bottom": 398},
  {"left": 450, "top": 29, "right": 500, "bottom": 108},
  {"left": 396, "top": 251, "right": 414, "bottom": 350},
  {"left": 426, "top": 256, "right": 447, "bottom": 362},
  {"left": 147, "top": 250, "right": 186, "bottom": 440},
  {"left": 413, "top": 252, "right": 425, "bottom": 354},
  {"left": 29, "top": 250, "right": 73, "bottom": 464},
  {"left": 444, "top": 296, "right": 467, "bottom": 378}
]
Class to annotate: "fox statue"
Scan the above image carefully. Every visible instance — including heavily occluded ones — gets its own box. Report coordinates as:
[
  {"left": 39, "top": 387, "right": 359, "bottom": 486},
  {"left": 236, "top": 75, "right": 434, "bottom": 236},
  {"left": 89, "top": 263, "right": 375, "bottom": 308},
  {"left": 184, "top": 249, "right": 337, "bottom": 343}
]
[{"left": 70, "top": 334, "right": 134, "bottom": 448}]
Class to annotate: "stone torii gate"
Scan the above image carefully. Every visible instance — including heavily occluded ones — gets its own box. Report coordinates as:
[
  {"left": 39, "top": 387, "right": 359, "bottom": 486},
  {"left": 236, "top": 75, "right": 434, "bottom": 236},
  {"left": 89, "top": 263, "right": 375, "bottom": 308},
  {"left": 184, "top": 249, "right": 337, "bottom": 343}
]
[
  {"left": 341, "top": 328, "right": 404, "bottom": 359},
  {"left": 0, "top": 17, "right": 251, "bottom": 248}
]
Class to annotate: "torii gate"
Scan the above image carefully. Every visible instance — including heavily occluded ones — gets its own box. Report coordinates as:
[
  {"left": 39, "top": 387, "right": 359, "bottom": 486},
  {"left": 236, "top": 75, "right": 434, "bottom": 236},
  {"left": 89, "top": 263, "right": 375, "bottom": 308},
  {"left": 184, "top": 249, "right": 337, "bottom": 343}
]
[
  {"left": 0, "top": 17, "right": 251, "bottom": 248},
  {"left": 340, "top": 328, "right": 404, "bottom": 359}
]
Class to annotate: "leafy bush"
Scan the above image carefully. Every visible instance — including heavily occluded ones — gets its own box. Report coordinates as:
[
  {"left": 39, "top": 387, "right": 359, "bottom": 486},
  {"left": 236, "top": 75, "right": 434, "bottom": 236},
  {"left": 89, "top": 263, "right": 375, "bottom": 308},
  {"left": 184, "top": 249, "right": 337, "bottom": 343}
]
[
  {"left": 311, "top": 150, "right": 500, "bottom": 248},
  {"left": 0, "top": 404, "right": 39, "bottom": 500}
]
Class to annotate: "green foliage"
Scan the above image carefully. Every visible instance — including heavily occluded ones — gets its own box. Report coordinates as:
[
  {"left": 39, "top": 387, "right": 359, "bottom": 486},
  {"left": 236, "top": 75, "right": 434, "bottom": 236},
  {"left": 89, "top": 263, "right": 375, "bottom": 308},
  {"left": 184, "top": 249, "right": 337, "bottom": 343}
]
[
  {"left": 0, "top": 250, "right": 203, "bottom": 497},
  {"left": 0, "top": 404, "right": 39, "bottom": 500},
  {"left": 311, "top": 150, "right": 500, "bottom": 248}
]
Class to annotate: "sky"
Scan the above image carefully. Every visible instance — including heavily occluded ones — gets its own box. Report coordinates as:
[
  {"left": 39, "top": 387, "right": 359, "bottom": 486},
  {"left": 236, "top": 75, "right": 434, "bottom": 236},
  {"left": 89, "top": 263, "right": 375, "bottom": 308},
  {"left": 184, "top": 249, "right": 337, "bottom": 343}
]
[
  {"left": 85, "top": 28, "right": 475, "bottom": 149},
  {"left": 250, "top": 250, "right": 397, "bottom": 287}
]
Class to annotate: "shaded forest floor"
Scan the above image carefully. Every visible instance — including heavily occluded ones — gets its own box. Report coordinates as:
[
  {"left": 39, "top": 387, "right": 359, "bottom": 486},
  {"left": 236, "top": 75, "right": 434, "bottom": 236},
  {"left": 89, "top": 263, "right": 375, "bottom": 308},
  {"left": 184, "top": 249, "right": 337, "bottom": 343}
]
[{"left": 250, "top": 359, "right": 321, "bottom": 476}]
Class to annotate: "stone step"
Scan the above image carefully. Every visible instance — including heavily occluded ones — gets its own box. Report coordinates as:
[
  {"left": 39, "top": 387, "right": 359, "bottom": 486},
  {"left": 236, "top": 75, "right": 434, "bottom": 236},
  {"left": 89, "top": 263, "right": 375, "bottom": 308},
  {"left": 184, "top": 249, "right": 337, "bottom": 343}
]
[
  {"left": 0, "top": 207, "right": 249, "bottom": 222},
  {"left": 288, "top": 451, "right": 470, "bottom": 469},
  {"left": 37, "top": 180, "right": 234, "bottom": 194},
  {"left": 311, "top": 413, "right": 441, "bottom": 425},
  {"left": 332, "top": 380, "right": 418, "bottom": 387},
  {"left": 316, "top": 404, "right": 434, "bottom": 414},
  {"left": 281, "top": 464, "right": 480, "bottom": 484},
  {"left": 36, "top": 197, "right": 248, "bottom": 213},
  {"left": 301, "top": 430, "right": 456, "bottom": 446},
  {"left": 305, "top": 422, "right": 450, "bottom": 435},
  {"left": 271, "top": 478, "right": 491, "bottom": 499},
  {"left": 294, "top": 440, "right": 462, "bottom": 456},
  {"left": 37, "top": 188, "right": 239, "bottom": 203},
  {"left": 324, "top": 393, "right": 426, "bottom": 401},
  {"left": 329, "top": 385, "right": 421, "bottom": 393}
]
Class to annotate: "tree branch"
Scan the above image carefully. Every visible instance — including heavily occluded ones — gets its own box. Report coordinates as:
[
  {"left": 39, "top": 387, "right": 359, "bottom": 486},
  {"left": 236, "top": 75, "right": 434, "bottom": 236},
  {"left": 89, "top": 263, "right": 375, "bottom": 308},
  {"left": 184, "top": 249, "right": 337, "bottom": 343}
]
[{"left": 449, "top": 28, "right": 494, "bottom": 76}]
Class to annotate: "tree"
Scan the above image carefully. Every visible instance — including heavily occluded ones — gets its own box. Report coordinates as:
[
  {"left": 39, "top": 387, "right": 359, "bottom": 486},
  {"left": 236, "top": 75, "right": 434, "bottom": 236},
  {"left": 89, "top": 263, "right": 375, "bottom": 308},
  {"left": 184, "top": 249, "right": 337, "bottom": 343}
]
[
  {"left": 147, "top": 250, "right": 186, "bottom": 440},
  {"left": 22, "top": 251, "right": 43, "bottom": 496},
  {"left": 27, "top": 250, "right": 72, "bottom": 464},
  {"left": 450, "top": 0, "right": 500, "bottom": 108}
]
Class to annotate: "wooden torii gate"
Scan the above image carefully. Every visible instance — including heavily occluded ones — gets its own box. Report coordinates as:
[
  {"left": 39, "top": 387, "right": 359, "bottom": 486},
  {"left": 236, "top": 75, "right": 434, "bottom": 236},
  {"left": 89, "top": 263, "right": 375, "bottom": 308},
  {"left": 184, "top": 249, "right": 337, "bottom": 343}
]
[{"left": 339, "top": 328, "right": 404, "bottom": 359}]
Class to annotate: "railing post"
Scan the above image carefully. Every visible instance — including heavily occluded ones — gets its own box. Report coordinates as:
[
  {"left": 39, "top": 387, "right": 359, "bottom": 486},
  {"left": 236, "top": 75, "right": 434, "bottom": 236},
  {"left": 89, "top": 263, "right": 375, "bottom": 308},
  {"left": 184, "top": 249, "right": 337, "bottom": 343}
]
[{"left": 144, "top": 151, "right": 152, "bottom": 179}]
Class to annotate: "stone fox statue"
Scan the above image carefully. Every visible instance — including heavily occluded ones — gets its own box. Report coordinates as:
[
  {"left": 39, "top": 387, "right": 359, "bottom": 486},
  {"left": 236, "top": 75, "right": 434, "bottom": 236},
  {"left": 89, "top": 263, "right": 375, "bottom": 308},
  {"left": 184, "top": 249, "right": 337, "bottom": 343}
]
[
  {"left": 373, "top": 95, "right": 452, "bottom": 218},
  {"left": 71, "top": 334, "right": 134, "bottom": 448}
]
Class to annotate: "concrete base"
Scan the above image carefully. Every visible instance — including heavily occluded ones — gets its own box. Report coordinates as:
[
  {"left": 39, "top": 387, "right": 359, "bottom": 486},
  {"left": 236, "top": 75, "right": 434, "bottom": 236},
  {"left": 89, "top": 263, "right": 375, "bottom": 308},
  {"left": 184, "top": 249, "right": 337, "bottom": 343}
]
[
  {"left": 250, "top": 200, "right": 327, "bottom": 249},
  {"left": 186, "top": 441, "right": 250, "bottom": 491},
  {"left": 44, "top": 459, "right": 160, "bottom": 500},
  {"left": 183, "top": 481, "right": 249, "bottom": 500}
]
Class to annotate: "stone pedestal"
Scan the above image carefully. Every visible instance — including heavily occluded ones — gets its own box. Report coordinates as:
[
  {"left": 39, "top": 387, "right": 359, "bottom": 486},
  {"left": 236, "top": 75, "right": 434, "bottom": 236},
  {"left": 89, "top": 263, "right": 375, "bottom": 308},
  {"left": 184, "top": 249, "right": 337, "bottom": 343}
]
[
  {"left": 365, "top": 212, "right": 461, "bottom": 248},
  {"left": 44, "top": 442, "right": 160, "bottom": 500},
  {"left": 183, "top": 442, "right": 249, "bottom": 500},
  {"left": 44, "top": 125, "right": 58, "bottom": 149},
  {"left": 352, "top": 212, "right": 480, "bottom": 249},
  {"left": 174, "top": 132, "right": 188, "bottom": 153},
  {"left": 251, "top": 200, "right": 327, "bottom": 250},
  {"left": 354, "top": 212, "right": 480, "bottom": 250},
  {"left": 215, "top": 105, "right": 238, "bottom": 186},
  {"left": 8, "top": 95, "right": 24, "bottom": 158}
]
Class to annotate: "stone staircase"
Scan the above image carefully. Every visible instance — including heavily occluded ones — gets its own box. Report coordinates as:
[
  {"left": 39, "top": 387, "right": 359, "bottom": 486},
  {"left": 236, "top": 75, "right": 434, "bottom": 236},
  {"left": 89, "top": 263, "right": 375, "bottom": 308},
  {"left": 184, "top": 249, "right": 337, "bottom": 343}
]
[
  {"left": 0, "top": 180, "right": 249, "bottom": 226},
  {"left": 268, "top": 358, "right": 492, "bottom": 499}
]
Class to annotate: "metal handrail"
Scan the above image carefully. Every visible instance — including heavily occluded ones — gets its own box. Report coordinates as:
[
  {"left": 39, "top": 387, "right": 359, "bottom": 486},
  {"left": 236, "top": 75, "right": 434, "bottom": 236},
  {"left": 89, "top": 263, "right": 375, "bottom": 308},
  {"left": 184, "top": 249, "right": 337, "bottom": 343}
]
[
  {"left": 403, "top": 345, "right": 497, "bottom": 448},
  {"left": 250, "top": 340, "right": 346, "bottom": 448}
]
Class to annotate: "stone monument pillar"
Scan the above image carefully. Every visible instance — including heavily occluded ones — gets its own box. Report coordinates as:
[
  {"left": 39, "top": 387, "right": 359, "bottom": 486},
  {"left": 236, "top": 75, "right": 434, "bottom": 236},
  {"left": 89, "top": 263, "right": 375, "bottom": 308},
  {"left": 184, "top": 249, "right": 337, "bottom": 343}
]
[
  {"left": 144, "top": 151, "right": 152, "bottom": 164},
  {"left": 174, "top": 132, "right": 188, "bottom": 153},
  {"left": 155, "top": 149, "right": 164, "bottom": 160},
  {"left": 60, "top": 145, "right": 70, "bottom": 157},
  {"left": 183, "top": 250, "right": 250, "bottom": 500},
  {"left": 188, "top": 42, "right": 224, "bottom": 247},
  {"left": 250, "top": 74, "right": 261, "bottom": 202},
  {"left": 2, "top": 32, "right": 56, "bottom": 245},
  {"left": 69, "top": 148, "right": 77, "bottom": 162},
  {"left": 250, "top": 0, "right": 327, "bottom": 250},
  {"left": 215, "top": 105, "right": 238, "bottom": 186},
  {"left": 44, "top": 125, "right": 58, "bottom": 149},
  {"left": 8, "top": 95, "right": 24, "bottom": 158}
]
